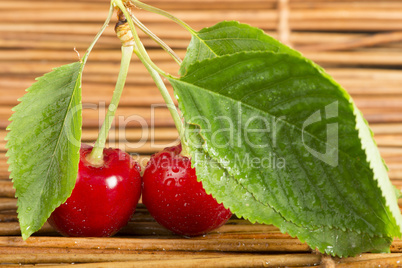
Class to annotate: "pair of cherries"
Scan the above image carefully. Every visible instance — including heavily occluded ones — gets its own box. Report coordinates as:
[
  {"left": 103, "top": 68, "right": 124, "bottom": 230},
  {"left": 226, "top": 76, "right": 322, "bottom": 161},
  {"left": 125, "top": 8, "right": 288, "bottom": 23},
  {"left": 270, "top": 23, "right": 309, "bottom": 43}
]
[{"left": 49, "top": 144, "right": 232, "bottom": 237}]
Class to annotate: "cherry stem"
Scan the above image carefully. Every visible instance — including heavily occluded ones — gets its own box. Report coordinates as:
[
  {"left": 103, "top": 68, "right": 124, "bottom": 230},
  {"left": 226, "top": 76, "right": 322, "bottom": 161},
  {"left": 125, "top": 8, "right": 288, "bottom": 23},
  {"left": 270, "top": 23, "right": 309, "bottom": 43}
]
[
  {"left": 115, "top": 0, "right": 190, "bottom": 155},
  {"left": 128, "top": 10, "right": 182, "bottom": 65},
  {"left": 134, "top": 50, "right": 189, "bottom": 156},
  {"left": 82, "top": 3, "right": 115, "bottom": 66},
  {"left": 130, "top": 0, "right": 196, "bottom": 35},
  {"left": 87, "top": 45, "right": 134, "bottom": 165},
  {"left": 114, "top": 0, "right": 168, "bottom": 78}
]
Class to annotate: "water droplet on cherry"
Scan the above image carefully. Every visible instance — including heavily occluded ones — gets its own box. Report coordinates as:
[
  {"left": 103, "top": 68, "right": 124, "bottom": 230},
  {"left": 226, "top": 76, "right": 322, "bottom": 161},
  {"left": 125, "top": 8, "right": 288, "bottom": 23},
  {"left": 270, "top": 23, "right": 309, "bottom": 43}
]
[
  {"left": 164, "top": 178, "right": 175, "bottom": 187},
  {"left": 172, "top": 166, "right": 180, "bottom": 173}
]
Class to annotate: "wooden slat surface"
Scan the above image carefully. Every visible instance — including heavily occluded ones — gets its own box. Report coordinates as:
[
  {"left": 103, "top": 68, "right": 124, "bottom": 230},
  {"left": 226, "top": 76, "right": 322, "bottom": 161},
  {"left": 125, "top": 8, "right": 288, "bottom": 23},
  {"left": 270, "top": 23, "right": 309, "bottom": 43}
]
[{"left": 1, "top": 0, "right": 402, "bottom": 266}]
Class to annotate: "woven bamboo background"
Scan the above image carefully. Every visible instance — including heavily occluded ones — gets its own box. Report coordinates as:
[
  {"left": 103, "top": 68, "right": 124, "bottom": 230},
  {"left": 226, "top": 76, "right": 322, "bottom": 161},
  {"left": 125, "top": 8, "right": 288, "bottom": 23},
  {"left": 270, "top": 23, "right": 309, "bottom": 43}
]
[{"left": 1, "top": 0, "right": 402, "bottom": 266}]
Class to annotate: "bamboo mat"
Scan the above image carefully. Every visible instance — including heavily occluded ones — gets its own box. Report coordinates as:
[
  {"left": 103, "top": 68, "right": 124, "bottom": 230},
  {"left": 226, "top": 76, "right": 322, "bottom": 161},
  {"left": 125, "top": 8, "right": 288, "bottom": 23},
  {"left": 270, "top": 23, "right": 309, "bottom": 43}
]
[{"left": 1, "top": 0, "right": 402, "bottom": 266}]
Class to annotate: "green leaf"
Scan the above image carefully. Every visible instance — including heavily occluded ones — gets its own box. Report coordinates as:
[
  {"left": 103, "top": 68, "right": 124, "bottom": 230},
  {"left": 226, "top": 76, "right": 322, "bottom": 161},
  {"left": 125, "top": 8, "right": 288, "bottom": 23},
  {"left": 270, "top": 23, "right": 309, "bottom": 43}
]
[
  {"left": 5, "top": 62, "right": 83, "bottom": 240},
  {"left": 185, "top": 124, "right": 393, "bottom": 257},
  {"left": 169, "top": 51, "right": 402, "bottom": 256},
  {"left": 179, "top": 21, "right": 300, "bottom": 75}
]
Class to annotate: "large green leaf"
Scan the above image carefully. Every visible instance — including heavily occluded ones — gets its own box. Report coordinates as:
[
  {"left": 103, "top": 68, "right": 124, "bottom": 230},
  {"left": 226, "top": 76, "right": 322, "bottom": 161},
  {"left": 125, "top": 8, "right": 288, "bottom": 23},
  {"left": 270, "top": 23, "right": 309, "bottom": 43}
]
[
  {"left": 179, "top": 21, "right": 300, "bottom": 75},
  {"left": 185, "top": 124, "right": 392, "bottom": 257},
  {"left": 169, "top": 51, "right": 401, "bottom": 256},
  {"left": 5, "top": 62, "right": 83, "bottom": 240}
]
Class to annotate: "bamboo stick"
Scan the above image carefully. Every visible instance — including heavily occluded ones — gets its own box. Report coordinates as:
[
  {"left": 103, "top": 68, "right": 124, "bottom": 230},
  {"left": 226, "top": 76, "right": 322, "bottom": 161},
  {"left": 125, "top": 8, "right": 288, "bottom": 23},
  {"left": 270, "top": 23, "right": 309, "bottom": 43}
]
[
  {"left": 142, "top": 2, "right": 277, "bottom": 10},
  {"left": 0, "top": 174, "right": 10, "bottom": 180},
  {"left": 353, "top": 97, "right": 402, "bottom": 109},
  {"left": 0, "top": 0, "right": 275, "bottom": 11},
  {"left": 290, "top": 20, "right": 402, "bottom": 32},
  {"left": 290, "top": 9, "right": 402, "bottom": 21},
  {"left": 290, "top": 2, "right": 402, "bottom": 10},
  {"left": 0, "top": 22, "right": 193, "bottom": 39},
  {"left": 371, "top": 124, "right": 402, "bottom": 135},
  {"left": 339, "top": 252, "right": 402, "bottom": 264},
  {"left": 0, "top": 222, "right": 21, "bottom": 236},
  {"left": 3, "top": 49, "right": 402, "bottom": 67},
  {"left": 0, "top": 181, "right": 14, "bottom": 198},
  {"left": 362, "top": 113, "right": 402, "bottom": 124},
  {"left": 0, "top": 253, "right": 321, "bottom": 267},
  {"left": 0, "top": 37, "right": 190, "bottom": 51},
  {"left": 323, "top": 68, "right": 402, "bottom": 81},
  {"left": 3, "top": 8, "right": 402, "bottom": 23},
  {"left": 291, "top": 32, "right": 366, "bottom": 45},
  {"left": 0, "top": 10, "right": 278, "bottom": 24},
  {"left": 290, "top": 0, "right": 402, "bottom": 3},
  {"left": 302, "top": 51, "right": 402, "bottom": 66},
  {"left": 0, "top": 49, "right": 187, "bottom": 62},
  {"left": 389, "top": 170, "right": 402, "bottom": 180},
  {"left": 0, "top": 198, "right": 16, "bottom": 211},
  {"left": 380, "top": 147, "right": 402, "bottom": 158},
  {"left": 0, "top": 246, "right": 178, "bottom": 254},
  {"left": 277, "top": 0, "right": 290, "bottom": 46},
  {"left": 0, "top": 18, "right": 400, "bottom": 36},
  {"left": 0, "top": 22, "right": 114, "bottom": 36},
  {"left": 0, "top": 252, "right": 232, "bottom": 265},
  {"left": 0, "top": 222, "right": 56, "bottom": 236},
  {"left": 0, "top": 220, "right": 287, "bottom": 238},
  {"left": 0, "top": 236, "right": 311, "bottom": 252},
  {"left": 0, "top": 0, "right": 275, "bottom": 8},
  {"left": 299, "top": 31, "right": 402, "bottom": 52},
  {"left": 373, "top": 135, "right": 402, "bottom": 147},
  {"left": 0, "top": 214, "right": 17, "bottom": 222},
  {"left": 336, "top": 256, "right": 402, "bottom": 267},
  {"left": 147, "top": 0, "right": 276, "bottom": 2}
]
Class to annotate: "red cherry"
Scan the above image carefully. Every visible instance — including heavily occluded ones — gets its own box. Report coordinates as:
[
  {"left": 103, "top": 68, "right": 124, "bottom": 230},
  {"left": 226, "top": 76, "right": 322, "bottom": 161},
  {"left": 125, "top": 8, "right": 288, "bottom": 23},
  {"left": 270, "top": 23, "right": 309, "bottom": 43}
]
[
  {"left": 48, "top": 144, "right": 142, "bottom": 237},
  {"left": 142, "top": 144, "right": 232, "bottom": 237}
]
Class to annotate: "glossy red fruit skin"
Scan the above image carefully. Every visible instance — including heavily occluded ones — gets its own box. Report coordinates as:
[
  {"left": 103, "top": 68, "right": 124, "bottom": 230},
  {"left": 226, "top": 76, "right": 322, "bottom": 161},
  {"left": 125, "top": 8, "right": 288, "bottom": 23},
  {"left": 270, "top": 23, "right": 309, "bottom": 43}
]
[
  {"left": 48, "top": 144, "right": 141, "bottom": 237},
  {"left": 142, "top": 144, "right": 232, "bottom": 237}
]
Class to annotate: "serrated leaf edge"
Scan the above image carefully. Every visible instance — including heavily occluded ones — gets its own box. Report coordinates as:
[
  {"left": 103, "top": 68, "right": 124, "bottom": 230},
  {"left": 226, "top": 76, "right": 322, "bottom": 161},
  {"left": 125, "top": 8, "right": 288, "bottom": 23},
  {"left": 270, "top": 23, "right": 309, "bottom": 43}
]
[
  {"left": 187, "top": 129, "right": 391, "bottom": 257},
  {"left": 171, "top": 51, "right": 400, "bottom": 238},
  {"left": 179, "top": 20, "right": 301, "bottom": 76},
  {"left": 5, "top": 62, "right": 83, "bottom": 240}
]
